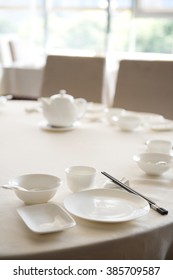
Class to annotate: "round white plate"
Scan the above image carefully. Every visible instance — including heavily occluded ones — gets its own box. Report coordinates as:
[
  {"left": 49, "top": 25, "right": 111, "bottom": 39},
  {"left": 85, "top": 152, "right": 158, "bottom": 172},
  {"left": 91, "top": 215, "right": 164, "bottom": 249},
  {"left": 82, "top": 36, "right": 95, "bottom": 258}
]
[
  {"left": 64, "top": 188, "right": 150, "bottom": 223},
  {"left": 39, "top": 120, "right": 79, "bottom": 131},
  {"left": 149, "top": 119, "right": 173, "bottom": 131},
  {"left": 17, "top": 203, "right": 76, "bottom": 234},
  {"left": 136, "top": 112, "right": 164, "bottom": 124}
]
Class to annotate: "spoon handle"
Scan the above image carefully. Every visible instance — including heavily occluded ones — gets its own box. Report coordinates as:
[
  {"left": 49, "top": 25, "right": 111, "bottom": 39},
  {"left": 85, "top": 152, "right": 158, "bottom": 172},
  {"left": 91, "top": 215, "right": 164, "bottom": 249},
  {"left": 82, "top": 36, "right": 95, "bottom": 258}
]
[{"left": 0, "top": 185, "right": 27, "bottom": 191}]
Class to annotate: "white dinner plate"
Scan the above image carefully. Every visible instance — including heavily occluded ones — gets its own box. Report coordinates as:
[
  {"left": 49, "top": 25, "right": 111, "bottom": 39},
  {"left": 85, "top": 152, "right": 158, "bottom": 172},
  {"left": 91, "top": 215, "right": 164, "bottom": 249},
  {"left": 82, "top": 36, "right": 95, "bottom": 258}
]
[
  {"left": 17, "top": 203, "right": 76, "bottom": 234},
  {"left": 136, "top": 112, "right": 164, "bottom": 124},
  {"left": 39, "top": 120, "right": 79, "bottom": 131},
  {"left": 149, "top": 119, "right": 173, "bottom": 131},
  {"left": 64, "top": 188, "right": 150, "bottom": 223}
]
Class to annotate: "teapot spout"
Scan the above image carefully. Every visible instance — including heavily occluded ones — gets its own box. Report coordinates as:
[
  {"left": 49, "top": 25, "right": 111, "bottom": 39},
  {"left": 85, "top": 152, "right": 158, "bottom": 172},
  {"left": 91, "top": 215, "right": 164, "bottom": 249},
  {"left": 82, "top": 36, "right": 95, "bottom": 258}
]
[
  {"left": 39, "top": 97, "right": 51, "bottom": 106},
  {"left": 39, "top": 97, "right": 52, "bottom": 120}
]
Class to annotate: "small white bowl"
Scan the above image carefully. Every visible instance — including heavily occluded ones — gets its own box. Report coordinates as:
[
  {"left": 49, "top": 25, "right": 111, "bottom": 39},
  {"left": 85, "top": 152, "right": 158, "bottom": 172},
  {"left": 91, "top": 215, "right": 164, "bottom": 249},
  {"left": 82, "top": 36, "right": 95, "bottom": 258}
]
[
  {"left": 87, "top": 102, "right": 106, "bottom": 113},
  {"left": 104, "top": 108, "right": 126, "bottom": 125},
  {"left": 117, "top": 114, "right": 142, "bottom": 131},
  {"left": 133, "top": 153, "right": 173, "bottom": 176},
  {"left": 85, "top": 103, "right": 106, "bottom": 121},
  {"left": 8, "top": 174, "right": 62, "bottom": 204},
  {"left": 65, "top": 165, "right": 97, "bottom": 192},
  {"left": 146, "top": 139, "right": 172, "bottom": 154}
]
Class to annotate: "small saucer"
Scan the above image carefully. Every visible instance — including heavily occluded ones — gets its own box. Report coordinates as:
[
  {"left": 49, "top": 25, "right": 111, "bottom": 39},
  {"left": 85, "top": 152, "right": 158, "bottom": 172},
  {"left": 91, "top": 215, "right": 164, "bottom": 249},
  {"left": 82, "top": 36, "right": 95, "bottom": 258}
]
[{"left": 39, "top": 120, "right": 79, "bottom": 131}]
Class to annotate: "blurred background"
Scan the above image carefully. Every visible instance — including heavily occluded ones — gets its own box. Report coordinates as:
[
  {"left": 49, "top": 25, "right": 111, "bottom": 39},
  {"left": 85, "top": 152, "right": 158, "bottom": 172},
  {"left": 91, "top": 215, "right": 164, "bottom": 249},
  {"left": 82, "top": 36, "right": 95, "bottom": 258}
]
[
  {"left": 1, "top": 0, "right": 173, "bottom": 64},
  {"left": 1, "top": 0, "right": 173, "bottom": 100}
]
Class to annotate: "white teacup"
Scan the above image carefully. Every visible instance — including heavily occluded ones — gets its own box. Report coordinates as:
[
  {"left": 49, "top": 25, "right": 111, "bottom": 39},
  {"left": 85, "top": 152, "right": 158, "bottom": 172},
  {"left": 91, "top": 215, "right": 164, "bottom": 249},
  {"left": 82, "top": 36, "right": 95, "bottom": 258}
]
[
  {"left": 65, "top": 165, "right": 97, "bottom": 192},
  {"left": 117, "top": 114, "right": 142, "bottom": 131},
  {"left": 146, "top": 139, "right": 172, "bottom": 154}
]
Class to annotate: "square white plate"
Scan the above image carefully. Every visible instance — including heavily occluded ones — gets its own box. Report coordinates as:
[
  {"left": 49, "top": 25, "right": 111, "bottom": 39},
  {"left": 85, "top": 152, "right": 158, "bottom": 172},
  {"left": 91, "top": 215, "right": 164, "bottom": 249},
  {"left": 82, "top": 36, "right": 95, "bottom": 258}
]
[{"left": 17, "top": 203, "right": 76, "bottom": 234}]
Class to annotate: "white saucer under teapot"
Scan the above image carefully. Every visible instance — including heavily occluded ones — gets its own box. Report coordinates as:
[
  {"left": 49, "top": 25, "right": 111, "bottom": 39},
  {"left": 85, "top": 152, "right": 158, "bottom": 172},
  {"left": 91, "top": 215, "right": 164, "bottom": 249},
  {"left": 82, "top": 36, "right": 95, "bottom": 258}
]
[{"left": 40, "top": 90, "right": 87, "bottom": 127}]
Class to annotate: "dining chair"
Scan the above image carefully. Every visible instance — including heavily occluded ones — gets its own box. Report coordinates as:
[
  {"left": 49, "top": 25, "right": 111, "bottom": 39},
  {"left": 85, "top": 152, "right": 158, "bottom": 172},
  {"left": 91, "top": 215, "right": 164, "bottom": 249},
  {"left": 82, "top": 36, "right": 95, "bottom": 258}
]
[
  {"left": 113, "top": 59, "right": 173, "bottom": 120},
  {"left": 40, "top": 55, "right": 105, "bottom": 103}
]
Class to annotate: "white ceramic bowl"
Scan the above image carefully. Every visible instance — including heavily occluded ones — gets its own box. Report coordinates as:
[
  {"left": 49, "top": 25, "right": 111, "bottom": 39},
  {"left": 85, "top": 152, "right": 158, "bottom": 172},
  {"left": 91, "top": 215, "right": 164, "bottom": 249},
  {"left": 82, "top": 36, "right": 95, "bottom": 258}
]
[
  {"left": 146, "top": 139, "right": 172, "bottom": 154},
  {"left": 8, "top": 174, "right": 62, "bottom": 204},
  {"left": 85, "top": 103, "right": 106, "bottom": 121},
  {"left": 65, "top": 165, "right": 97, "bottom": 192},
  {"left": 117, "top": 114, "right": 142, "bottom": 131},
  {"left": 133, "top": 153, "right": 173, "bottom": 176},
  {"left": 104, "top": 108, "right": 126, "bottom": 125}
]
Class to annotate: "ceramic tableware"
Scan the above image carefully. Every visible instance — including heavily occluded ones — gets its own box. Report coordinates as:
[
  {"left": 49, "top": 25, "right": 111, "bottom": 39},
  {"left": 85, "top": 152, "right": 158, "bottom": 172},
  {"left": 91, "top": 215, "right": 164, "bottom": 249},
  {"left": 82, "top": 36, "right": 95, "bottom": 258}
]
[
  {"left": 40, "top": 89, "right": 87, "bottom": 127},
  {"left": 85, "top": 102, "right": 106, "bottom": 122},
  {"left": 117, "top": 114, "right": 142, "bottom": 131},
  {"left": 103, "top": 177, "right": 129, "bottom": 189},
  {"left": 39, "top": 120, "right": 79, "bottom": 132},
  {"left": 138, "top": 112, "right": 164, "bottom": 125},
  {"left": 65, "top": 165, "right": 97, "bottom": 192},
  {"left": 17, "top": 203, "right": 76, "bottom": 234},
  {"left": 149, "top": 119, "right": 173, "bottom": 131},
  {"left": 101, "top": 171, "right": 168, "bottom": 215},
  {"left": 133, "top": 152, "right": 173, "bottom": 176},
  {"left": 104, "top": 108, "right": 126, "bottom": 125},
  {"left": 64, "top": 188, "right": 150, "bottom": 222},
  {"left": 7, "top": 173, "right": 62, "bottom": 204},
  {"left": 146, "top": 139, "right": 172, "bottom": 154}
]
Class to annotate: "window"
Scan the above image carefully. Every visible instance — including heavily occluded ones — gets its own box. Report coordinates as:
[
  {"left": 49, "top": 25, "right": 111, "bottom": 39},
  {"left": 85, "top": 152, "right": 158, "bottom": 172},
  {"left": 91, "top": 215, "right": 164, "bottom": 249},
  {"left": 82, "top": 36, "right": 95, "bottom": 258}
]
[
  {"left": 133, "top": 0, "right": 173, "bottom": 53},
  {"left": 46, "top": 1, "right": 107, "bottom": 54},
  {"left": 135, "top": 0, "right": 173, "bottom": 16},
  {"left": 0, "top": 0, "right": 44, "bottom": 62},
  {"left": 0, "top": 0, "right": 173, "bottom": 62}
]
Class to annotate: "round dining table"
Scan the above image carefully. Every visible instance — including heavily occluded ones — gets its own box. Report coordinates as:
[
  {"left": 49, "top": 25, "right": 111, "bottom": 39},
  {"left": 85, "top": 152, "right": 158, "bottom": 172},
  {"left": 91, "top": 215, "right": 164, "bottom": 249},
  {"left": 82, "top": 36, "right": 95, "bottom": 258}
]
[{"left": 0, "top": 100, "right": 173, "bottom": 260}]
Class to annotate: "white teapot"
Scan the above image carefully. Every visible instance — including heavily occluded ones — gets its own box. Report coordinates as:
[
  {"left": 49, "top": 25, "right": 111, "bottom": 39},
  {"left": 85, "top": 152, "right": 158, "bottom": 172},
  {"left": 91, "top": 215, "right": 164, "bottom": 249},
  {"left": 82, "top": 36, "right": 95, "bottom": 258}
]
[{"left": 40, "top": 90, "right": 87, "bottom": 127}]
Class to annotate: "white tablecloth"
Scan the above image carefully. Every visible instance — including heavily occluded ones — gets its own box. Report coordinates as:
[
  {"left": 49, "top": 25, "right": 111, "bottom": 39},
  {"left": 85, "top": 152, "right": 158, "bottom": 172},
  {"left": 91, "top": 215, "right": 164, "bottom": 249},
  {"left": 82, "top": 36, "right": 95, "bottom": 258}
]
[{"left": 0, "top": 100, "right": 173, "bottom": 260}]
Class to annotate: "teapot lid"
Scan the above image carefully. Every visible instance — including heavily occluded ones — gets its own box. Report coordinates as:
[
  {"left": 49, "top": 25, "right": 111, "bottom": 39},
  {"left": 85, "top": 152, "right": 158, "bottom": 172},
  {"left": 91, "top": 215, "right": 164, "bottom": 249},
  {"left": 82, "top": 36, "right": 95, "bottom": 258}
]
[{"left": 51, "top": 89, "right": 74, "bottom": 101}]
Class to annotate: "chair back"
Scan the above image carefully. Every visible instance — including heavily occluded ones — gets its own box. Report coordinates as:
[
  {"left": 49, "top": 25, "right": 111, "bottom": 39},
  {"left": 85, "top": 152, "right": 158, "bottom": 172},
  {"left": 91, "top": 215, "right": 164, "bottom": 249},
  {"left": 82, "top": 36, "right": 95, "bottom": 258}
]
[
  {"left": 40, "top": 55, "right": 105, "bottom": 103},
  {"left": 113, "top": 59, "right": 173, "bottom": 119}
]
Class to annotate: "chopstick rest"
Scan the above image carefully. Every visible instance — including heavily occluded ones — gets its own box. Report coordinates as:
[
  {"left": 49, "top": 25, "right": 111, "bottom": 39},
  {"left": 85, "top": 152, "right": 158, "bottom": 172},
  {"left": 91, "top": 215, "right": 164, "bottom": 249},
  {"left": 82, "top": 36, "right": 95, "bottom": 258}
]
[{"left": 101, "top": 171, "right": 168, "bottom": 215}]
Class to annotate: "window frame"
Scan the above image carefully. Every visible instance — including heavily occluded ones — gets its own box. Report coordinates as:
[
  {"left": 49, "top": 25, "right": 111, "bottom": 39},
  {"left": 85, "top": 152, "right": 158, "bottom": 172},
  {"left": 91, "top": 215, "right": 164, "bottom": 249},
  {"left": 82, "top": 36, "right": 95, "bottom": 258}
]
[{"left": 134, "top": 0, "right": 173, "bottom": 18}]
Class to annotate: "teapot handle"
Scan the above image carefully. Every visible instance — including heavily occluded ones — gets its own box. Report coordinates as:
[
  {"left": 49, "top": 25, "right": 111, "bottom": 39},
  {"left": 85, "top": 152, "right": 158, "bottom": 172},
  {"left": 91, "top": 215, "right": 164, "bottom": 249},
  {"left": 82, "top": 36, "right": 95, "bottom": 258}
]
[{"left": 75, "top": 98, "right": 87, "bottom": 119}]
